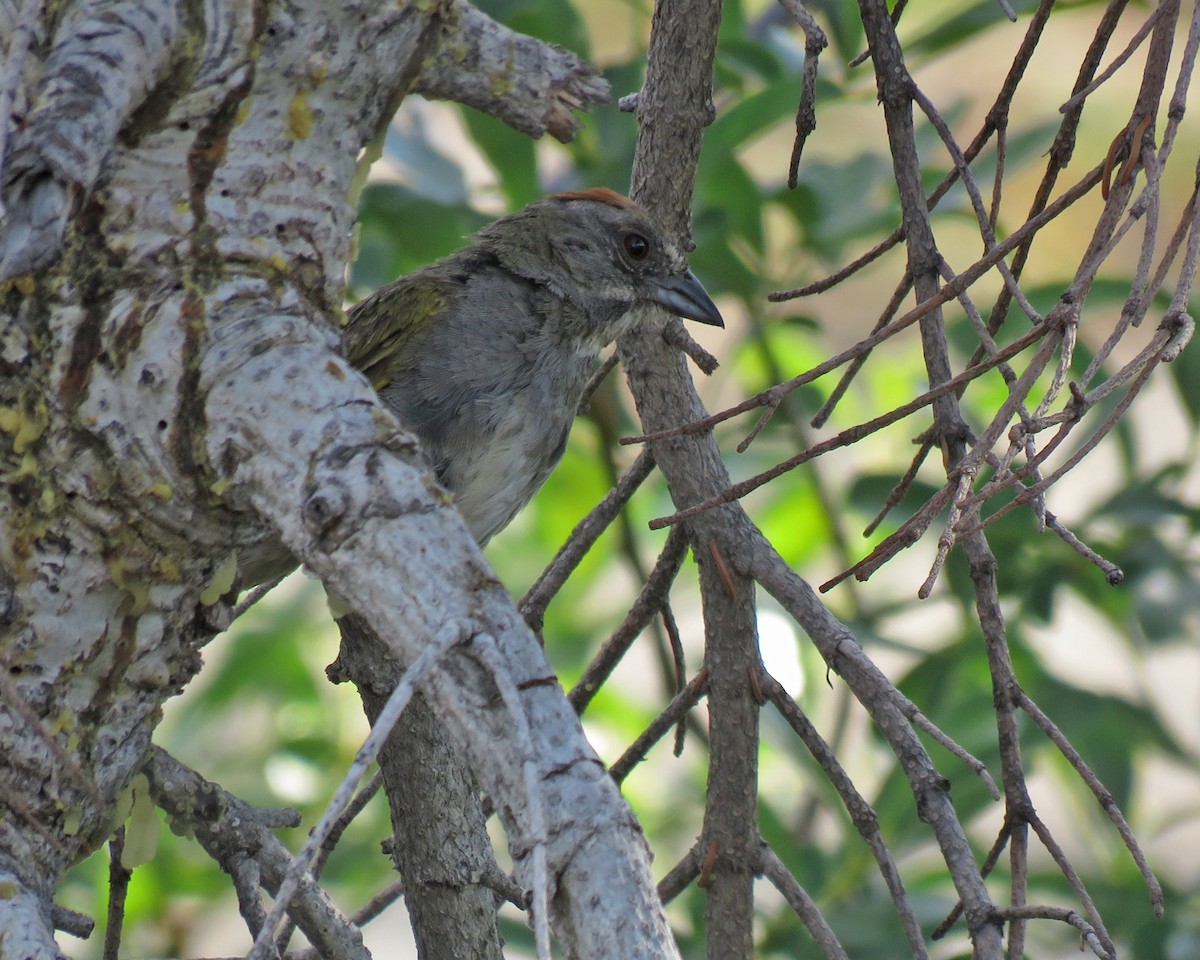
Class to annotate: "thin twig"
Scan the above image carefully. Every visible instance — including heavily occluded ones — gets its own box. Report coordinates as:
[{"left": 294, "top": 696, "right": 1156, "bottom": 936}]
[
  {"left": 103, "top": 832, "right": 130, "bottom": 960},
  {"left": 632, "top": 162, "right": 1103, "bottom": 450},
  {"left": 590, "top": 400, "right": 691, "bottom": 716},
  {"left": 912, "top": 87, "right": 1043, "bottom": 326},
  {"left": 1155, "top": 0, "right": 1200, "bottom": 167},
  {"left": 143, "top": 749, "right": 362, "bottom": 960},
  {"left": 664, "top": 603, "right": 690, "bottom": 756},
  {"left": 809, "top": 272, "right": 912, "bottom": 430},
  {"left": 1044, "top": 511, "right": 1124, "bottom": 584},
  {"left": 234, "top": 576, "right": 287, "bottom": 622},
  {"left": 479, "top": 862, "right": 529, "bottom": 908},
  {"left": 578, "top": 352, "right": 620, "bottom": 413},
  {"left": 1025, "top": 813, "right": 1116, "bottom": 958},
  {"left": 1060, "top": 5, "right": 1168, "bottom": 113},
  {"left": 958, "top": 336, "right": 1169, "bottom": 537},
  {"left": 754, "top": 544, "right": 1000, "bottom": 949},
  {"left": 1015, "top": 687, "right": 1163, "bottom": 916},
  {"left": 568, "top": 525, "right": 690, "bottom": 713},
  {"left": 51, "top": 905, "right": 95, "bottom": 940},
  {"left": 275, "top": 769, "right": 385, "bottom": 953},
  {"left": 848, "top": 0, "right": 909, "bottom": 67},
  {"left": 313, "top": 771, "right": 383, "bottom": 878},
  {"left": 350, "top": 878, "right": 405, "bottom": 926},
  {"left": 609, "top": 667, "right": 709, "bottom": 785},
  {"left": 761, "top": 673, "right": 927, "bottom": 957},
  {"left": 932, "top": 823, "right": 1011, "bottom": 939},
  {"left": 993, "top": 906, "right": 1113, "bottom": 960},
  {"left": 862, "top": 435, "right": 934, "bottom": 537},
  {"left": 993, "top": 0, "right": 1017, "bottom": 21},
  {"left": 821, "top": 481, "right": 957, "bottom": 592},
  {"left": 1164, "top": 178, "right": 1200, "bottom": 317},
  {"left": 770, "top": 225, "right": 903, "bottom": 300},
  {"left": 650, "top": 314, "right": 1056, "bottom": 531},
  {"left": 777, "top": 0, "right": 828, "bottom": 187},
  {"left": 657, "top": 840, "right": 702, "bottom": 904},
  {"left": 900, "top": 690, "right": 999, "bottom": 799},
  {"left": 775, "top": 0, "right": 1059, "bottom": 305},
  {"left": 519, "top": 448, "right": 656, "bottom": 632},
  {"left": 759, "top": 844, "right": 850, "bottom": 960},
  {"left": 662, "top": 317, "right": 720, "bottom": 374},
  {"left": 919, "top": 471, "right": 976, "bottom": 599},
  {"left": 249, "top": 619, "right": 472, "bottom": 960}
]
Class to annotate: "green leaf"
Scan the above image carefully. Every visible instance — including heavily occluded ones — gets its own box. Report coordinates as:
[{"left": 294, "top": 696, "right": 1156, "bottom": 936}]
[
  {"left": 461, "top": 107, "right": 539, "bottom": 208},
  {"left": 351, "top": 184, "right": 489, "bottom": 292},
  {"left": 697, "top": 154, "right": 765, "bottom": 251},
  {"left": 472, "top": 0, "right": 589, "bottom": 54},
  {"left": 773, "top": 152, "right": 899, "bottom": 261},
  {"left": 718, "top": 37, "right": 787, "bottom": 84},
  {"left": 905, "top": 0, "right": 1044, "bottom": 59}
]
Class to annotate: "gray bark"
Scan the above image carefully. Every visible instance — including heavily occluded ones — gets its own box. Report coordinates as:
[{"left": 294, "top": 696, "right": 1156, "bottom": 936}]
[
  {"left": 0, "top": 2, "right": 672, "bottom": 958},
  {"left": 335, "top": 613, "right": 505, "bottom": 960}
]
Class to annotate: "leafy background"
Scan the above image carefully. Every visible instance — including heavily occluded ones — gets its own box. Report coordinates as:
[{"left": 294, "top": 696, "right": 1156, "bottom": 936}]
[{"left": 60, "top": 1, "right": 1200, "bottom": 958}]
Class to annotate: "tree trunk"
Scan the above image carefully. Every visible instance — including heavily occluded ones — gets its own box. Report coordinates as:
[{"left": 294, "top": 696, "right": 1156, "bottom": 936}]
[{"left": 0, "top": 2, "right": 677, "bottom": 957}]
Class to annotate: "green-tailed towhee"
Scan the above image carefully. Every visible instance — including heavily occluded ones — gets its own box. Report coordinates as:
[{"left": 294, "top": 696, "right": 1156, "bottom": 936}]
[{"left": 342, "top": 187, "right": 723, "bottom": 546}]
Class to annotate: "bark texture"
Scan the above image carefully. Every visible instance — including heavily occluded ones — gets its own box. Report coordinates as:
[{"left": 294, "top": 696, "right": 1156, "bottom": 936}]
[
  {"left": 0, "top": 2, "right": 671, "bottom": 958},
  {"left": 336, "top": 614, "right": 505, "bottom": 960}
]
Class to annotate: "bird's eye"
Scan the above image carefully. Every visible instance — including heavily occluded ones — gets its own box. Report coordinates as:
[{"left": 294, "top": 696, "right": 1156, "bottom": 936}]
[{"left": 623, "top": 233, "right": 650, "bottom": 260}]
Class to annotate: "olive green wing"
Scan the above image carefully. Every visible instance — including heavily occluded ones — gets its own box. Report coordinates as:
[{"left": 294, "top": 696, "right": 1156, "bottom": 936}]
[{"left": 342, "top": 274, "right": 452, "bottom": 390}]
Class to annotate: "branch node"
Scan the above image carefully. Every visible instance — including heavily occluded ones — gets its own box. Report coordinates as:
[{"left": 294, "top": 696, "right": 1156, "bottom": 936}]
[{"left": 696, "top": 839, "right": 720, "bottom": 889}]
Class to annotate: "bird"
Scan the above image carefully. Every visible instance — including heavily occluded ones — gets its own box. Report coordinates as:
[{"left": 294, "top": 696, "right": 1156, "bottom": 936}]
[{"left": 342, "top": 187, "right": 724, "bottom": 546}]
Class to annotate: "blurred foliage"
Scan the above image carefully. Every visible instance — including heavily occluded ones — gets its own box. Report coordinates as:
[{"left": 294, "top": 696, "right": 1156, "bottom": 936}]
[{"left": 63, "top": 1, "right": 1200, "bottom": 958}]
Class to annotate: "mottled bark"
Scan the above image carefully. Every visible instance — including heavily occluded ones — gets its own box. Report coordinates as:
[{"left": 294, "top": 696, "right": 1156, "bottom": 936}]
[
  {"left": 0, "top": 2, "right": 669, "bottom": 958},
  {"left": 336, "top": 614, "right": 505, "bottom": 960}
]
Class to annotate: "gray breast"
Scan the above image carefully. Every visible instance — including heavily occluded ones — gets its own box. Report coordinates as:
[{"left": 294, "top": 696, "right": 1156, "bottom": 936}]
[{"left": 377, "top": 267, "right": 598, "bottom": 545}]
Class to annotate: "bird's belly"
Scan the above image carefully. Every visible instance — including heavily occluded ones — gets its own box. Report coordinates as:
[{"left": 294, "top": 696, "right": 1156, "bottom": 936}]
[{"left": 451, "top": 403, "right": 574, "bottom": 545}]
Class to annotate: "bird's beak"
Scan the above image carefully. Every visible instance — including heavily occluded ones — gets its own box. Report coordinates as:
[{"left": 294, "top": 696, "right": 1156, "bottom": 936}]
[{"left": 651, "top": 269, "right": 724, "bottom": 327}]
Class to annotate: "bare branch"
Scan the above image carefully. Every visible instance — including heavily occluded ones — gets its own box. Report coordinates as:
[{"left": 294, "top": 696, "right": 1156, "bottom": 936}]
[
  {"left": 993, "top": 905, "right": 1112, "bottom": 960},
  {"left": 1043, "top": 511, "right": 1124, "bottom": 585},
  {"left": 143, "top": 748, "right": 366, "bottom": 960},
  {"left": 759, "top": 844, "right": 850, "bottom": 960},
  {"left": 413, "top": 0, "right": 609, "bottom": 143},
  {"left": 1015, "top": 688, "right": 1163, "bottom": 916},
  {"left": 657, "top": 840, "right": 702, "bottom": 904},
  {"left": 630, "top": 162, "right": 1102, "bottom": 452},
  {"left": 776, "top": 1, "right": 828, "bottom": 187},
  {"left": 568, "top": 525, "right": 691, "bottom": 714},
  {"left": 520, "top": 449, "right": 657, "bottom": 633},
  {"left": 610, "top": 667, "right": 709, "bottom": 785},
  {"left": 250, "top": 619, "right": 473, "bottom": 960},
  {"left": 102, "top": 833, "right": 130, "bottom": 960},
  {"left": 761, "top": 673, "right": 927, "bottom": 957}
]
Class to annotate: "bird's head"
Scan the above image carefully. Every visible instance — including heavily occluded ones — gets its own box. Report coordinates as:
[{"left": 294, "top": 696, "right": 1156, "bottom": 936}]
[{"left": 479, "top": 188, "right": 724, "bottom": 341}]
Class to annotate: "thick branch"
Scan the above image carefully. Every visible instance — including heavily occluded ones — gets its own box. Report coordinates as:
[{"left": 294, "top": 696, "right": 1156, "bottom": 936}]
[
  {"left": 0, "top": 0, "right": 186, "bottom": 277},
  {"left": 143, "top": 747, "right": 369, "bottom": 960},
  {"left": 626, "top": 2, "right": 763, "bottom": 956},
  {"left": 414, "top": 0, "right": 610, "bottom": 143}
]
